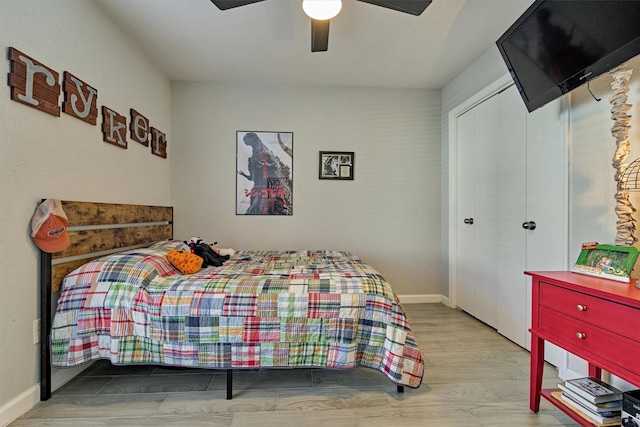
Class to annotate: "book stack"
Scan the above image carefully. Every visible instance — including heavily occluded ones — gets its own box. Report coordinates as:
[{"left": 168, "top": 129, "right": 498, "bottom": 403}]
[{"left": 556, "top": 377, "right": 623, "bottom": 426}]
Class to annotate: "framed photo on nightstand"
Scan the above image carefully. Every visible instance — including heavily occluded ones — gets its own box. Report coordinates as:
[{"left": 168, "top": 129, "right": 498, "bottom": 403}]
[{"left": 572, "top": 242, "right": 639, "bottom": 282}]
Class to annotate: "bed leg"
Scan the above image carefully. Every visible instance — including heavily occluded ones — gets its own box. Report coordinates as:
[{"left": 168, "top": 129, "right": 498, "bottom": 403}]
[
  {"left": 40, "top": 250, "right": 53, "bottom": 401},
  {"left": 226, "top": 369, "right": 232, "bottom": 400},
  {"left": 397, "top": 385, "right": 404, "bottom": 393}
]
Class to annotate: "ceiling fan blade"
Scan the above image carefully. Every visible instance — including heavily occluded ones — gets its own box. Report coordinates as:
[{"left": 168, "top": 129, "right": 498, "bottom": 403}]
[
  {"left": 311, "top": 19, "right": 330, "bottom": 52},
  {"left": 210, "top": 0, "right": 266, "bottom": 11},
  {"left": 356, "top": 0, "right": 431, "bottom": 16}
]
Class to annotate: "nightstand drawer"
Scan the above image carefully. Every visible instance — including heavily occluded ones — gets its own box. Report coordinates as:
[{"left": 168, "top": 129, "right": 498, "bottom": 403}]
[
  {"left": 539, "top": 281, "right": 640, "bottom": 341},
  {"left": 539, "top": 307, "right": 640, "bottom": 369}
]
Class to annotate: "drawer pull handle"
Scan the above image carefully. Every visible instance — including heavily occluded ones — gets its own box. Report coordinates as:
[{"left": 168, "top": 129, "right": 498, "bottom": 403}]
[
  {"left": 576, "top": 332, "right": 586, "bottom": 339},
  {"left": 576, "top": 304, "right": 587, "bottom": 311}
]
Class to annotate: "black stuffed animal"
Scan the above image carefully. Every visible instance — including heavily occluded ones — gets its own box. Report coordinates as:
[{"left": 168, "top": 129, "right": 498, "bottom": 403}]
[{"left": 185, "top": 237, "right": 229, "bottom": 267}]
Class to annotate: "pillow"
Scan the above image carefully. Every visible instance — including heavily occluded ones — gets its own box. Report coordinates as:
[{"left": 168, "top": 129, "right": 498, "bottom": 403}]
[{"left": 167, "top": 249, "right": 203, "bottom": 274}]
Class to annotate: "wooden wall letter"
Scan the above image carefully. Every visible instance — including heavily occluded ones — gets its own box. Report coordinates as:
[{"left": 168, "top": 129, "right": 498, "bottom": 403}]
[
  {"left": 130, "top": 109, "right": 149, "bottom": 146},
  {"left": 150, "top": 127, "right": 167, "bottom": 158},
  {"left": 7, "top": 48, "right": 167, "bottom": 160},
  {"left": 101, "top": 106, "right": 127, "bottom": 149},
  {"left": 62, "top": 72, "right": 97, "bottom": 125},
  {"left": 7, "top": 47, "right": 60, "bottom": 116}
]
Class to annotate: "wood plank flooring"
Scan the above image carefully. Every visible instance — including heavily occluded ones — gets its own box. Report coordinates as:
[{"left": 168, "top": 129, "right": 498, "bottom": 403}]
[{"left": 9, "top": 304, "right": 580, "bottom": 426}]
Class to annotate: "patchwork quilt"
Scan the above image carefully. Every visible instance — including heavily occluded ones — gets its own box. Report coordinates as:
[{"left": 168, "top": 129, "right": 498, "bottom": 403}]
[{"left": 51, "top": 240, "right": 424, "bottom": 388}]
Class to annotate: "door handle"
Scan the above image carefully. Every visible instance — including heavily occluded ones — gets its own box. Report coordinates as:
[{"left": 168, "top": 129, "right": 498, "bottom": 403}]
[
  {"left": 464, "top": 218, "right": 474, "bottom": 224},
  {"left": 522, "top": 221, "right": 536, "bottom": 230}
]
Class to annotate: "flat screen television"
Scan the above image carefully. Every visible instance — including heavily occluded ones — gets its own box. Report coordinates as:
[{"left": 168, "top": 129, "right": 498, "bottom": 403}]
[{"left": 496, "top": 1, "right": 640, "bottom": 112}]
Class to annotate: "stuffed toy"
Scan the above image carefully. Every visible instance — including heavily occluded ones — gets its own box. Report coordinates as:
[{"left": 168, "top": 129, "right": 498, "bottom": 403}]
[
  {"left": 195, "top": 237, "right": 235, "bottom": 257},
  {"left": 167, "top": 249, "right": 203, "bottom": 274},
  {"left": 216, "top": 247, "right": 236, "bottom": 257},
  {"left": 185, "top": 237, "right": 230, "bottom": 267}
]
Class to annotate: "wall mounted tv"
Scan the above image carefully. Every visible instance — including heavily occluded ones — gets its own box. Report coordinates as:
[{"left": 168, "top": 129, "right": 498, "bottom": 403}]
[{"left": 496, "top": 1, "right": 640, "bottom": 112}]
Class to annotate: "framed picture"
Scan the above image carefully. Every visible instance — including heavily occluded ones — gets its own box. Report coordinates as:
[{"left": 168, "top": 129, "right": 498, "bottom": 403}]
[
  {"left": 319, "top": 151, "right": 354, "bottom": 180},
  {"left": 236, "top": 131, "right": 293, "bottom": 215},
  {"left": 572, "top": 242, "right": 639, "bottom": 282}
]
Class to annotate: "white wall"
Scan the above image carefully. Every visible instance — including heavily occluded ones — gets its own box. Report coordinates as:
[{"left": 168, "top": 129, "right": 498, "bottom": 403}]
[
  {"left": 567, "top": 57, "right": 640, "bottom": 262},
  {"left": 0, "top": 0, "right": 171, "bottom": 423},
  {"left": 170, "top": 82, "right": 441, "bottom": 297}
]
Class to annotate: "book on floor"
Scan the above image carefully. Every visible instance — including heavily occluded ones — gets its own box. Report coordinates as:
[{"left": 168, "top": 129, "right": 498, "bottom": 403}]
[
  {"left": 551, "top": 391, "right": 622, "bottom": 427},
  {"left": 563, "top": 377, "right": 624, "bottom": 404},
  {"left": 557, "top": 383, "right": 623, "bottom": 413}
]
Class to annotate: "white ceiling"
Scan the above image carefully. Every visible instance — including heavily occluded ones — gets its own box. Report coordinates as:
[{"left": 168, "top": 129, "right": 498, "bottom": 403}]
[{"left": 94, "top": 0, "right": 534, "bottom": 89}]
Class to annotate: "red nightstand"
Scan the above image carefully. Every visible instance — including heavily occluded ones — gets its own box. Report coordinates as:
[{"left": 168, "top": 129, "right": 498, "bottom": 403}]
[{"left": 526, "top": 271, "right": 640, "bottom": 426}]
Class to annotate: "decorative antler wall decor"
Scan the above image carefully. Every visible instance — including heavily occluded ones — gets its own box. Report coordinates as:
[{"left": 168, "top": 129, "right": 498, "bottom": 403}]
[{"left": 610, "top": 64, "right": 637, "bottom": 246}]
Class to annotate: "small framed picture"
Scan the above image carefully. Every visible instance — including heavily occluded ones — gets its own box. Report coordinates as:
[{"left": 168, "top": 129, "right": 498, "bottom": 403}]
[
  {"left": 572, "top": 242, "right": 639, "bottom": 282},
  {"left": 319, "top": 151, "right": 354, "bottom": 180}
]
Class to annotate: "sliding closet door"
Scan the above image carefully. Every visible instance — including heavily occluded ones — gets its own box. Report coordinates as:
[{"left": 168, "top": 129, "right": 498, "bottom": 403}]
[
  {"left": 495, "top": 85, "right": 527, "bottom": 347},
  {"left": 525, "top": 96, "right": 568, "bottom": 366},
  {"left": 455, "top": 83, "right": 567, "bottom": 352},
  {"left": 472, "top": 94, "right": 501, "bottom": 328},
  {"left": 456, "top": 108, "right": 476, "bottom": 315},
  {"left": 455, "top": 93, "right": 501, "bottom": 328}
]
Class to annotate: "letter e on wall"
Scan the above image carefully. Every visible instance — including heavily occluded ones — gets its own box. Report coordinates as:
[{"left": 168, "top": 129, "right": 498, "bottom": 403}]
[{"left": 130, "top": 109, "right": 150, "bottom": 146}]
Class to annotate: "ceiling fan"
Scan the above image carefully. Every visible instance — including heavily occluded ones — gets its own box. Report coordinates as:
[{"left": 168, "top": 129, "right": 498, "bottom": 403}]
[{"left": 210, "top": 0, "right": 432, "bottom": 52}]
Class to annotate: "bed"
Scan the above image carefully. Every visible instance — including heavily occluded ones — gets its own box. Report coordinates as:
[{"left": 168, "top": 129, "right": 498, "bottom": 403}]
[{"left": 40, "top": 201, "right": 424, "bottom": 401}]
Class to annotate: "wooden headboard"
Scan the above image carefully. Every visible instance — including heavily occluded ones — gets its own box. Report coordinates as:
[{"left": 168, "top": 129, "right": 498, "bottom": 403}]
[{"left": 40, "top": 200, "right": 173, "bottom": 400}]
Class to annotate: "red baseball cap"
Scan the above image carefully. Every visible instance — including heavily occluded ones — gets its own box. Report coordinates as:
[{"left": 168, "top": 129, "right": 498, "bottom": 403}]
[{"left": 31, "top": 199, "right": 71, "bottom": 253}]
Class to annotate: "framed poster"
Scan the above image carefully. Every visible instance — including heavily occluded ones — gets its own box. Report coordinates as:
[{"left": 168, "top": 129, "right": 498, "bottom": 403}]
[
  {"left": 319, "top": 151, "right": 354, "bottom": 180},
  {"left": 236, "top": 131, "right": 293, "bottom": 215}
]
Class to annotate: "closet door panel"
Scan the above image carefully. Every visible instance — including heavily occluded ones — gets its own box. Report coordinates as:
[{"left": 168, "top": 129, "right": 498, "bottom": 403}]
[
  {"left": 456, "top": 108, "right": 476, "bottom": 315},
  {"left": 473, "top": 95, "right": 500, "bottom": 328},
  {"left": 526, "top": 97, "right": 566, "bottom": 271},
  {"left": 495, "top": 85, "right": 527, "bottom": 347},
  {"left": 526, "top": 97, "right": 568, "bottom": 365},
  {"left": 453, "top": 79, "right": 568, "bottom": 364}
]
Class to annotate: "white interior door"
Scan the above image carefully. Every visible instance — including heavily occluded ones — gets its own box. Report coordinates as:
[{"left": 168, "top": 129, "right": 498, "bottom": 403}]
[
  {"left": 456, "top": 108, "right": 476, "bottom": 315},
  {"left": 525, "top": 96, "right": 569, "bottom": 366},
  {"left": 473, "top": 95, "right": 500, "bottom": 328},
  {"left": 495, "top": 85, "right": 528, "bottom": 347},
  {"left": 452, "top": 75, "right": 569, "bottom": 368}
]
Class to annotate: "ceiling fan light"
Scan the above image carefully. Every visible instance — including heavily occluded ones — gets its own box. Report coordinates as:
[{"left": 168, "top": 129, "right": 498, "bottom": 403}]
[{"left": 302, "top": 0, "right": 342, "bottom": 20}]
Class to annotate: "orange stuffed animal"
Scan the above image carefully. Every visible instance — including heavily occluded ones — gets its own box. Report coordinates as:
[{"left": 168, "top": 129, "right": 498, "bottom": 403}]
[{"left": 167, "top": 249, "right": 203, "bottom": 274}]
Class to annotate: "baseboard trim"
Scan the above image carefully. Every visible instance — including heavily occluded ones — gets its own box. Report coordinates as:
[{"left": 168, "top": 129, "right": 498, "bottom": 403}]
[
  {"left": 1, "top": 364, "right": 90, "bottom": 426},
  {"left": 0, "top": 385, "right": 39, "bottom": 427},
  {"left": 440, "top": 294, "right": 451, "bottom": 307},
  {"left": 397, "top": 294, "right": 443, "bottom": 304}
]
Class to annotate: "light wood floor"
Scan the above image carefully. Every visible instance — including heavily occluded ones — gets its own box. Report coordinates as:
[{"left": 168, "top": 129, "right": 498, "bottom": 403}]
[{"left": 10, "top": 304, "right": 579, "bottom": 426}]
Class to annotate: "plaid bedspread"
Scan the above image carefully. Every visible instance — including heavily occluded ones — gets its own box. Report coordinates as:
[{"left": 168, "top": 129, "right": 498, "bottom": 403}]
[{"left": 51, "top": 240, "right": 424, "bottom": 388}]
